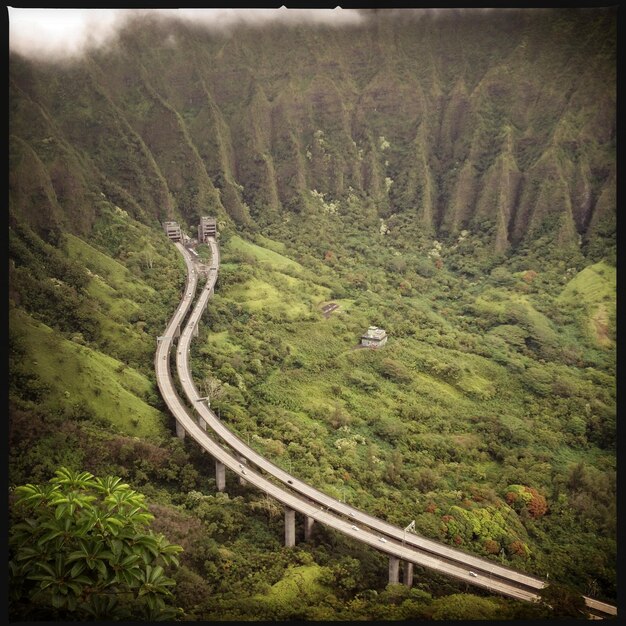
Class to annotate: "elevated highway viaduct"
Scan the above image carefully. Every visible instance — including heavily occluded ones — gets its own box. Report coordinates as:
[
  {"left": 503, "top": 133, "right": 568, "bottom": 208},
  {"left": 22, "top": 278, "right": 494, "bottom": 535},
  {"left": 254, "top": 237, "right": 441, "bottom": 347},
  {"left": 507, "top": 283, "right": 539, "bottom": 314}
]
[{"left": 157, "top": 238, "right": 616, "bottom": 619}]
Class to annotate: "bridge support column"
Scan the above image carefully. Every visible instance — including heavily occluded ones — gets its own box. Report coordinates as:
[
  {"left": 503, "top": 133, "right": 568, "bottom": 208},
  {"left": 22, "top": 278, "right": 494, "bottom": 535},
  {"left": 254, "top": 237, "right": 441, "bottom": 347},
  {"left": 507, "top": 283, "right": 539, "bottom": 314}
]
[
  {"left": 173, "top": 324, "right": 181, "bottom": 339},
  {"left": 304, "top": 516, "right": 315, "bottom": 541},
  {"left": 238, "top": 456, "right": 247, "bottom": 485},
  {"left": 403, "top": 561, "right": 414, "bottom": 588},
  {"left": 175, "top": 420, "right": 185, "bottom": 440},
  {"left": 215, "top": 460, "right": 226, "bottom": 492},
  {"left": 388, "top": 555, "right": 400, "bottom": 584},
  {"left": 197, "top": 417, "right": 207, "bottom": 453},
  {"left": 285, "top": 508, "right": 296, "bottom": 547}
]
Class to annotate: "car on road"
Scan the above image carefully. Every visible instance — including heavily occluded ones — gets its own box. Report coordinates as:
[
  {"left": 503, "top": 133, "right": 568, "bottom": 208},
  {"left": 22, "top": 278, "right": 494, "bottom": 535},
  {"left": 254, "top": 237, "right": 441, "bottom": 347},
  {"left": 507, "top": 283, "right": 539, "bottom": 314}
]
[
  {"left": 349, "top": 512, "right": 356, "bottom": 517},
  {"left": 241, "top": 469, "right": 246, "bottom": 475},
  {"left": 468, "top": 571, "right": 478, "bottom": 577},
  {"left": 351, "top": 525, "right": 358, "bottom": 531},
  {"left": 379, "top": 537, "right": 387, "bottom": 543},
  {"left": 287, "top": 480, "right": 293, "bottom": 485}
]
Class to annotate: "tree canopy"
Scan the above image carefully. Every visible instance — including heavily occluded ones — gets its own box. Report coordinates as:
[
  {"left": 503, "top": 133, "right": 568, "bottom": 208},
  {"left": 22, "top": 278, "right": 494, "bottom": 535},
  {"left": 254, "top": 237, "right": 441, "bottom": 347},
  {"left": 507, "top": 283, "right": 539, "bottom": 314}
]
[{"left": 9, "top": 467, "right": 183, "bottom": 621}]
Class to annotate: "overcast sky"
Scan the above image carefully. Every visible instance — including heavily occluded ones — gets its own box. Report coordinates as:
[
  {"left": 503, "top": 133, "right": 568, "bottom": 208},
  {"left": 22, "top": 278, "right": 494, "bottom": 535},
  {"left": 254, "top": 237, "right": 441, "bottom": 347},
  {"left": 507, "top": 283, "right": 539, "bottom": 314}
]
[{"left": 8, "top": 7, "right": 368, "bottom": 60}]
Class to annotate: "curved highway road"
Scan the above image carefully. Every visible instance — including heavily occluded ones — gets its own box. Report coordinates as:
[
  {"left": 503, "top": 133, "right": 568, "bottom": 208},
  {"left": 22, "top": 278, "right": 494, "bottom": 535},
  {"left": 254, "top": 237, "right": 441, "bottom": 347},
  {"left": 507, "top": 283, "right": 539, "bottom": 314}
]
[{"left": 159, "top": 238, "right": 616, "bottom": 618}]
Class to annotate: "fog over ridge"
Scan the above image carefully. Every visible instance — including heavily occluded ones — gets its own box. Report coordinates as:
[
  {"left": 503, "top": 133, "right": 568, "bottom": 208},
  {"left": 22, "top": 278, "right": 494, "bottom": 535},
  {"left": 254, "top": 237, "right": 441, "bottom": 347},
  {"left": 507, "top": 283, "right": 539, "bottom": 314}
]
[{"left": 8, "top": 7, "right": 370, "bottom": 60}]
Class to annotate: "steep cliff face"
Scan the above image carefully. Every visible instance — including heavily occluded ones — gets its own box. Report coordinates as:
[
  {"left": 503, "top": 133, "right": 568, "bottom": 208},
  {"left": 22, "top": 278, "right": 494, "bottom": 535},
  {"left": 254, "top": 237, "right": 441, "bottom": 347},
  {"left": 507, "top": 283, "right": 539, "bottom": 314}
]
[{"left": 9, "top": 8, "right": 615, "bottom": 254}]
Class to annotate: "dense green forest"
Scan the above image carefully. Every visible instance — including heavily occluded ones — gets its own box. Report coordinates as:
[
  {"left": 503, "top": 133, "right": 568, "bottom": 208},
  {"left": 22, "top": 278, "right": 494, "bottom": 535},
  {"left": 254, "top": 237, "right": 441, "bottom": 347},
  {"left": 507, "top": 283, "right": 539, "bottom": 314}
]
[{"left": 9, "top": 7, "right": 615, "bottom": 621}]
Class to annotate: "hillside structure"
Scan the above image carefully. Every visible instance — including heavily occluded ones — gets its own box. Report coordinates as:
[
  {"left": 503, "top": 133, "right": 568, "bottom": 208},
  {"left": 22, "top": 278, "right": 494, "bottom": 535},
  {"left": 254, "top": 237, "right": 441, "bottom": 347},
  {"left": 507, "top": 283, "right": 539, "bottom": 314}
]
[
  {"left": 361, "top": 326, "right": 388, "bottom": 348},
  {"left": 163, "top": 221, "right": 182, "bottom": 242},
  {"left": 198, "top": 216, "right": 217, "bottom": 242}
]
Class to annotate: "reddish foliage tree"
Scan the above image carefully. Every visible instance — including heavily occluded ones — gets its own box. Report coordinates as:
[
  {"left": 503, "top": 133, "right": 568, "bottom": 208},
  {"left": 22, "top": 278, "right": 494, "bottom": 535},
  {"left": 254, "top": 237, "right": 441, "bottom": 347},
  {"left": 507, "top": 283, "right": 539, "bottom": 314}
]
[
  {"left": 522, "top": 270, "right": 538, "bottom": 283},
  {"left": 509, "top": 540, "right": 527, "bottom": 556},
  {"left": 526, "top": 487, "right": 548, "bottom": 518},
  {"left": 484, "top": 539, "right": 500, "bottom": 554},
  {"left": 505, "top": 491, "right": 518, "bottom": 504}
]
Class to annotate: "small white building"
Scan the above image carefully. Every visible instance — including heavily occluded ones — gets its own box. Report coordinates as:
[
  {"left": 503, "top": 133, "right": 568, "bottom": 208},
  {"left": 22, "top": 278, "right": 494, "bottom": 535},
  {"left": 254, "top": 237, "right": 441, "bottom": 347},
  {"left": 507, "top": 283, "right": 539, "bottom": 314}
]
[{"left": 361, "top": 326, "right": 388, "bottom": 348}]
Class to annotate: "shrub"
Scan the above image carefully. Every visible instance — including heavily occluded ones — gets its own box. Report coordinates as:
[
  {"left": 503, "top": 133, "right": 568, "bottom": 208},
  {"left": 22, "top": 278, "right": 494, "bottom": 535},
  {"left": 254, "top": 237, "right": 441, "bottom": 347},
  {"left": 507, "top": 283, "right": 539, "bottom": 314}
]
[
  {"left": 9, "top": 467, "right": 183, "bottom": 621},
  {"left": 379, "top": 358, "right": 412, "bottom": 384}
]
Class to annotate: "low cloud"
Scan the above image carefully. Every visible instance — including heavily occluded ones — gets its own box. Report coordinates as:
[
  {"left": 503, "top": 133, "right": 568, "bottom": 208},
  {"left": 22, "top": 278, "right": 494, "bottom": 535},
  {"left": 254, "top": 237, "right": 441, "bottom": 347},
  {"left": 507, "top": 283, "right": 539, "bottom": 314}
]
[
  {"left": 8, "top": 7, "right": 366, "bottom": 60},
  {"left": 162, "top": 7, "right": 366, "bottom": 28},
  {"left": 8, "top": 8, "right": 128, "bottom": 60}
]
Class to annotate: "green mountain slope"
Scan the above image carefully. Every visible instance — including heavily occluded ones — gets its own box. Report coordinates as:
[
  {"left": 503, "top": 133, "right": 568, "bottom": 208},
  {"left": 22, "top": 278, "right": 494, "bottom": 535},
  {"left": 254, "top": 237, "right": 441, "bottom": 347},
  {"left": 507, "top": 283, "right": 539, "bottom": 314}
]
[
  {"left": 9, "top": 9, "right": 615, "bottom": 259},
  {"left": 8, "top": 8, "right": 616, "bottom": 620}
]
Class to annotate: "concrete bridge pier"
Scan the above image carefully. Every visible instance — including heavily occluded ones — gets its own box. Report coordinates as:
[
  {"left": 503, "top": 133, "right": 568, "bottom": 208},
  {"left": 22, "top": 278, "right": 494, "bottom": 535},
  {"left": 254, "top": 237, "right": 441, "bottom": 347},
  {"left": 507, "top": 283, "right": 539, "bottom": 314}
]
[
  {"left": 304, "top": 515, "right": 315, "bottom": 541},
  {"left": 285, "top": 508, "right": 296, "bottom": 547},
  {"left": 238, "top": 456, "right": 248, "bottom": 485},
  {"left": 197, "top": 417, "right": 207, "bottom": 453},
  {"left": 175, "top": 420, "right": 185, "bottom": 440},
  {"left": 192, "top": 323, "right": 199, "bottom": 338},
  {"left": 388, "top": 555, "right": 400, "bottom": 584},
  {"left": 173, "top": 324, "right": 181, "bottom": 339},
  {"left": 403, "top": 561, "right": 414, "bottom": 588},
  {"left": 215, "top": 460, "right": 226, "bottom": 492}
]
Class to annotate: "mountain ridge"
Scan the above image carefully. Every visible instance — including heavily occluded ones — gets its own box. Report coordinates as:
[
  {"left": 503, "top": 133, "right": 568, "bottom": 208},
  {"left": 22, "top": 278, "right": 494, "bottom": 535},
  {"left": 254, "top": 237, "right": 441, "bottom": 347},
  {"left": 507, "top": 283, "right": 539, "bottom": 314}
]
[{"left": 9, "top": 8, "right": 615, "bottom": 259}]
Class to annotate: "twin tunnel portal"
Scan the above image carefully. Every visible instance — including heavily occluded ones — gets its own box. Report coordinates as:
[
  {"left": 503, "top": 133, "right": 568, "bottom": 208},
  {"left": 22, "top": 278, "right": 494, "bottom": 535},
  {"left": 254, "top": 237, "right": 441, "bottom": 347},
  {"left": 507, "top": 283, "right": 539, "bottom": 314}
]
[{"left": 155, "top": 219, "right": 616, "bottom": 619}]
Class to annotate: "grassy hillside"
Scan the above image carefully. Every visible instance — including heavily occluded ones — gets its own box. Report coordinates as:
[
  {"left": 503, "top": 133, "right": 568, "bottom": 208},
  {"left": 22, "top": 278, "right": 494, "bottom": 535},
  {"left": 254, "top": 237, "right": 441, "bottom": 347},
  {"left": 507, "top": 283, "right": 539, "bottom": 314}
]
[
  {"left": 8, "top": 199, "right": 186, "bottom": 478},
  {"left": 557, "top": 261, "right": 615, "bottom": 348},
  {"left": 9, "top": 308, "right": 166, "bottom": 439},
  {"left": 228, "top": 235, "right": 303, "bottom": 272}
]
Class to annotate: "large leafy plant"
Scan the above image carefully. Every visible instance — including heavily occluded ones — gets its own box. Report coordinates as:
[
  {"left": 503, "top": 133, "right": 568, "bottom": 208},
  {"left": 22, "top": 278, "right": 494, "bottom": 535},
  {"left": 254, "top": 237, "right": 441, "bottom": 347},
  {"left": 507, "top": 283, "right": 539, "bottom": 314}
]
[{"left": 9, "top": 467, "right": 183, "bottom": 620}]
